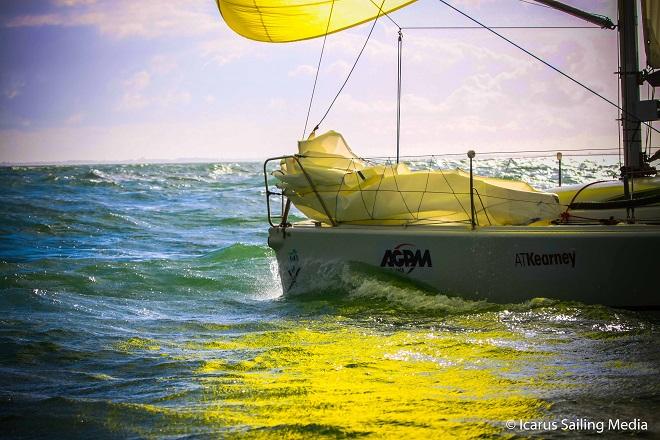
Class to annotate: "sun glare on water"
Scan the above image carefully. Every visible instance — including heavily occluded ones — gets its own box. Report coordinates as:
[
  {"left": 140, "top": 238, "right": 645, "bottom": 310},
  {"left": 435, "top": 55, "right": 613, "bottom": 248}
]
[{"left": 109, "top": 314, "right": 556, "bottom": 438}]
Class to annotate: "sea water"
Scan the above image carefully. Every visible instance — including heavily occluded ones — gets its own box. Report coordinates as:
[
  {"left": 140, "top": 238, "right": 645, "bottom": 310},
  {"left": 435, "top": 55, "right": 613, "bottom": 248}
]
[{"left": 1, "top": 160, "right": 658, "bottom": 439}]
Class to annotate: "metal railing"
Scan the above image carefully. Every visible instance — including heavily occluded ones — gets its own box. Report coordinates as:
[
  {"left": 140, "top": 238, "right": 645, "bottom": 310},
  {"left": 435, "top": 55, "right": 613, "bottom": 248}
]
[
  {"left": 263, "top": 149, "right": 621, "bottom": 228},
  {"left": 264, "top": 155, "right": 336, "bottom": 227}
]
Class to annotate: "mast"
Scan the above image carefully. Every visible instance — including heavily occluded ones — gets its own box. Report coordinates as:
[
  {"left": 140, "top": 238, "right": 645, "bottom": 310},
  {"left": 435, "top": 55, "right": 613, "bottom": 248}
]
[{"left": 618, "top": 0, "right": 643, "bottom": 175}]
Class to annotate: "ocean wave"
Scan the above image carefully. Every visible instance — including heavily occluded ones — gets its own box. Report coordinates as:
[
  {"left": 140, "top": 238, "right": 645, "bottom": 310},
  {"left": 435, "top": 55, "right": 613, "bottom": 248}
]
[
  {"left": 405, "top": 156, "right": 619, "bottom": 190},
  {"left": 209, "top": 163, "right": 246, "bottom": 177},
  {"left": 214, "top": 216, "right": 265, "bottom": 227},
  {"left": 82, "top": 169, "right": 118, "bottom": 185},
  {"left": 279, "top": 260, "right": 495, "bottom": 315},
  {"left": 340, "top": 264, "right": 496, "bottom": 314},
  {"left": 199, "top": 243, "right": 272, "bottom": 262}
]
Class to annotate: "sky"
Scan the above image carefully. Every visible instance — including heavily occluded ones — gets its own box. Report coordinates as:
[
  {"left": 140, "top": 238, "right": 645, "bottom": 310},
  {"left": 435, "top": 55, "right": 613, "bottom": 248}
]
[{"left": 0, "top": 0, "right": 651, "bottom": 163}]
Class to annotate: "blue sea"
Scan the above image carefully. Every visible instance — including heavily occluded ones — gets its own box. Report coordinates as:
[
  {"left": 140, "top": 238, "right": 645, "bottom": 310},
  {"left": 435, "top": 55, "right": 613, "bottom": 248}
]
[{"left": 1, "top": 160, "right": 658, "bottom": 439}]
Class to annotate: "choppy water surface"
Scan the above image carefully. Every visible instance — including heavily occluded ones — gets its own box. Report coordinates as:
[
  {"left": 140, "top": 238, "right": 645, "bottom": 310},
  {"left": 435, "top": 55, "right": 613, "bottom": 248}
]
[{"left": 1, "top": 160, "right": 658, "bottom": 439}]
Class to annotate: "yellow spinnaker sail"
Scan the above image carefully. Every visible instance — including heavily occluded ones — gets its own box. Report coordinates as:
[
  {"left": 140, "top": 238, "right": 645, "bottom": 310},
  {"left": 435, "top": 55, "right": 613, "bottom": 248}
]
[{"left": 216, "top": 0, "right": 417, "bottom": 43}]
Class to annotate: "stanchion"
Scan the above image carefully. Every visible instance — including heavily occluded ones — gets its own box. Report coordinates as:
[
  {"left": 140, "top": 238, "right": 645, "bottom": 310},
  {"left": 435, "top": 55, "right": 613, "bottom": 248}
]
[
  {"left": 468, "top": 150, "right": 476, "bottom": 229},
  {"left": 557, "top": 152, "right": 563, "bottom": 187}
]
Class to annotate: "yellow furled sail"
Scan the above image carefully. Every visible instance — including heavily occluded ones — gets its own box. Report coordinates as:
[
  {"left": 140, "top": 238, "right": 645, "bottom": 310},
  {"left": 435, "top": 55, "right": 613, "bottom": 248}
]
[
  {"left": 274, "top": 131, "right": 562, "bottom": 226},
  {"left": 216, "top": 0, "right": 417, "bottom": 43}
]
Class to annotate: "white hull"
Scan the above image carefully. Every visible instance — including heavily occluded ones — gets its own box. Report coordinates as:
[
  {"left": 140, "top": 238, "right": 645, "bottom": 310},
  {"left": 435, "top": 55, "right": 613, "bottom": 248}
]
[{"left": 268, "top": 223, "right": 660, "bottom": 307}]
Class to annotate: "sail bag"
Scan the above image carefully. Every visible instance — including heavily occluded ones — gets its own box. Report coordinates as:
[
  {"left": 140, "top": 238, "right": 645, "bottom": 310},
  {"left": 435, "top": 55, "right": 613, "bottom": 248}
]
[{"left": 274, "top": 131, "right": 562, "bottom": 226}]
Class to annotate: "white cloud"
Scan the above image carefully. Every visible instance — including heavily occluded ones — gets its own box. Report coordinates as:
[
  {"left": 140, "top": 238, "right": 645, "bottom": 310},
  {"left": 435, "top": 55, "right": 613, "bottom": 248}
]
[
  {"left": 404, "top": 34, "right": 529, "bottom": 69},
  {"left": 5, "top": 0, "right": 260, "bottom": 76},
  {"left": 3, "top": 78, "right": 25, "bottom": 100},
  {"left": 118, "top": 70, "right": 151, "bottom": 110},
  {"left": 327, "top": 60, "right": 352, "bottom": 78},
  {"left": 65, "top": 112, "right": 85, "bottom": 124},
  {"left": 118, "top": 93, "right": 149, "bottom": 111},
  {"left": 268, "top": 98, "right": 288, "bottom": 111},
  {"left": 6, "top": 0, "right": 219, "bottom": 39},
  {"left": 336, "top": 94, "right": 395, "bottom": 114},
  {"left": 0, "top": 117, "right": 295, "bottom": 163},
  {"left": 198, "top": 38, "right": 259, "bottom": 66},
  {"left": 452, "top": 0, "right": 497, "bottom": 8},
  {"left": 288, "top": 64, "right": 317, "bottom": 77},
  {"left": 157, "top": 90, "right": 191, "bottom": 107},
  {"left": 402, "top": 94, "right": 448, "bottom": 113},
  {"left": 5, "top": 14, "right": 66, "bottom": 28},
  {"left": 53, "top": 0, "right": 98, "bottom": 7},
  {"left": 123, "top": 71, "right": 150, "bottom": 91},
  {"left": 327, "top": 31, "right": 396, "bottom": 60},
  {"left": 117, "top": 69, "right": 192, "bottom": 111},
  {"left": 288, "top": 60, "right": 353, "bottom": 81},
  {"left": 150, "top": 55, "right": 178, "bottom": 75}
]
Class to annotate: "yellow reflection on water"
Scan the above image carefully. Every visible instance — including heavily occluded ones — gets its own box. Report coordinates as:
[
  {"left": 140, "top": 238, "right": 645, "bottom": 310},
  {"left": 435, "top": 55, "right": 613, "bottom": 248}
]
[
  {"left": 114, "top": 336, "right": 161, "bottom": 352},
  {"left": 190, "top": 319, "right": 550, "bottom": 438}
]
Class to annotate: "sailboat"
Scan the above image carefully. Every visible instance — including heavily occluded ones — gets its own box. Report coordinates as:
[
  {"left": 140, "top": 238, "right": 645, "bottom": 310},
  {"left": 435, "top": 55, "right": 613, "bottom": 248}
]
[{"left": 216, "top": 0, "right": 660, "bottom": 307}]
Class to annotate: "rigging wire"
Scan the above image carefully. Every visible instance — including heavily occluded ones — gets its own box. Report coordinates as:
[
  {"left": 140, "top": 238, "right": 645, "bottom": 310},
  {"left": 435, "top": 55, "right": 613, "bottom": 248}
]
[
  {"left": 367, "top": 0, "right": 401, "bottom": 29},
  {"left": 396, "top": 30, "right": 403, "bottom": 163},
  {"left": 354, "top": 146, "right": 620, "bottom": 160},
  {"left": 302, "top": 0, "right": 336, "bottom": 140},
  {"left": 401, "top": 25, "right": 599, "bottom": 29},
  {"left": 313, "top": 0, "right": 387, "bottom": 132},
  {"left": 435, "top": 0, "right": 660, "bottom": 139},
  {"left": 370, "top": 0, "right": 404, "bottom": 162},
  {"left": 367, "top": 0, "right": 405, "bottom": 164},
  {"left": 616, "top": 29, "right": 622, "bottom": 168},
  {"left": 645, "top": 83, "right": 650, "bottom": 155}
]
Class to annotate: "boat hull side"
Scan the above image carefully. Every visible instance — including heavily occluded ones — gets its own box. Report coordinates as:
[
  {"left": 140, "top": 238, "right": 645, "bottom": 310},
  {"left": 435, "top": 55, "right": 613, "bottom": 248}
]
[{"left": 268, "top": 224, "right": 660, "bottom": 307}]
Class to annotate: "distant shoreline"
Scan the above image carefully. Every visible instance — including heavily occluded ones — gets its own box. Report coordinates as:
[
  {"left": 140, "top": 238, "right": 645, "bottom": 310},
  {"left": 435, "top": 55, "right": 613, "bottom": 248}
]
[
  {"left": 1, "top": 151, "right": 622, "bottom": 168},
  {"left": 0, "top": 158, "right": 264, "bottom": 167}
]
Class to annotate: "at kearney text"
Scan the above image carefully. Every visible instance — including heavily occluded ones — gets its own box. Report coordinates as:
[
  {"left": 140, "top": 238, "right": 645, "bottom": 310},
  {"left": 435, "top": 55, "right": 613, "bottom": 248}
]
[{"left": 515, "top": 251, "right": 575, "bottom": 268}]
